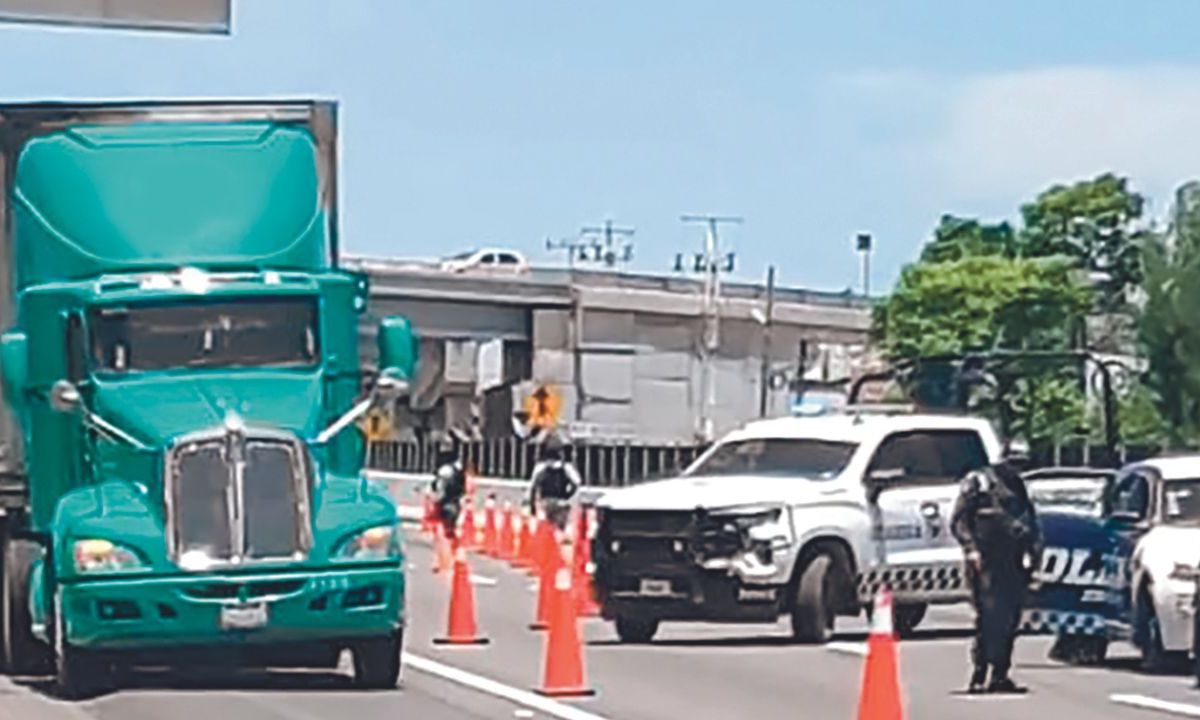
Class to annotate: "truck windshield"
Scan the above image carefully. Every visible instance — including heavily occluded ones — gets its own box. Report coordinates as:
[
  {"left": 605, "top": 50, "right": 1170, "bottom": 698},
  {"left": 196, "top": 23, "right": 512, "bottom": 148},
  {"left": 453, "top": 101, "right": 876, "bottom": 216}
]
[
  {"left": 685, "top": 438, "right": 858, "bottom": 479},
  {"left": 89, "top": 297, "right": 319, "bottom": 372},
  {"left": 1163, "top": 479, "right": 1200, "bottom": 524}
]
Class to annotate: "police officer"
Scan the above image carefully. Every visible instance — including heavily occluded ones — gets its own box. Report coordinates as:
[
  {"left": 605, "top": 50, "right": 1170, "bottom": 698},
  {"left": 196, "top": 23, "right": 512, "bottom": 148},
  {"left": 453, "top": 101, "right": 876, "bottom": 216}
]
[
  {"left": 431, "top": 440, "right": 467, "bottom": 540},
  {"left": 951, "top": 452, "right": 1042, "bottom": 694},
  {"left": 529, "top": 435, "right": 581, "bottom": 530}
]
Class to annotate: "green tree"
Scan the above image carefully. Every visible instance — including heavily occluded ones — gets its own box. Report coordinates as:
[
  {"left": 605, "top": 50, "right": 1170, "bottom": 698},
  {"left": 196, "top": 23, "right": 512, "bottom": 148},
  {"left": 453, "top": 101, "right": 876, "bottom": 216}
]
[
  {"left": 919, "top": 215, "right": 1016, "bottom": 264},
  {"left": 875, "top": 255, "right": 1090, "bottom": 360},
  {"left": 1138, "top": 181, "right": 1200, "bottom": 447},
  {"left": 1018, "top": 173, "right": 1148, "bottom": 311}
]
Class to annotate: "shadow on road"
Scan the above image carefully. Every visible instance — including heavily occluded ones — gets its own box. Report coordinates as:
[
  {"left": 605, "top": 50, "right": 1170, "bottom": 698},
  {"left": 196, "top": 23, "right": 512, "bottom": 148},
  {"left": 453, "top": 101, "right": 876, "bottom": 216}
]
[
  {"left": 17, "top": 667, "right": 362, "bottom": 702},
  {"left": 588, "top": 625, "right": 974, "bottom": 649}
]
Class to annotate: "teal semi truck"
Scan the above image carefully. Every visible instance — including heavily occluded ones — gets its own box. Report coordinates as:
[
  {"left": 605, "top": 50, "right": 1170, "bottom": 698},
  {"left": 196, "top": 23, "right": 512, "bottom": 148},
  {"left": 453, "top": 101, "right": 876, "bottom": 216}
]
[{"left": 0, "top": 102, "right": 416, "bottom": 697}]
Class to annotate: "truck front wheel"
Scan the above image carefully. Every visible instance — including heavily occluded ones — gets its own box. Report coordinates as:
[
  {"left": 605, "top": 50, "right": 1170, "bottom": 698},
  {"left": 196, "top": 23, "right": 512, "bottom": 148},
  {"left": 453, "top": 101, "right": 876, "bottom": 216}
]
[
  {"left": 791, "top": 554, "right": 835, "bottom": 644},
  {"left": 352, "top": 631, "right": 403, "bottom": 689},
  {"left": 53, "top": 592, "right": 110, "bottom": 700},
  {"left": 3, "top": 538, "right": 50, "bottom": 676}
]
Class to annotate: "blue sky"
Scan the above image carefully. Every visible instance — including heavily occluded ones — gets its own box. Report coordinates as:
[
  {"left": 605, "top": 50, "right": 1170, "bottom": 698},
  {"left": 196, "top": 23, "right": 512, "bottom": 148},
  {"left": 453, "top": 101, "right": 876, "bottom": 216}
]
[{"left": 3, "top": 1, "right": 1200, "bottom": 292}]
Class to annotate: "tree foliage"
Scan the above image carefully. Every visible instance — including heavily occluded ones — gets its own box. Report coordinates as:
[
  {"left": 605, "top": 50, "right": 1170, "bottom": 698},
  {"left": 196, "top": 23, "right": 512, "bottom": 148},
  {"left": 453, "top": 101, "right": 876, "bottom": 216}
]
[
  {"left": 1138, "top": 181, "right": 1200, "bottom": 447},
  {"left": 1017, "top": 173, "right": 1148, "bottom": 311},
  {"left": 919, "top": 215, "right": 1015, "bottom": 264},
  {"left": 875, "top": 255, "right": 1090, "bottom": 360}
]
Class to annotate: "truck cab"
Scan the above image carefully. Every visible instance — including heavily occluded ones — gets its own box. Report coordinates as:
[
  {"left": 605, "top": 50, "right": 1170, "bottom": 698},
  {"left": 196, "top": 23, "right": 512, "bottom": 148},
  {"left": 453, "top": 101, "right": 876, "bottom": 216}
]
[
  {"left": 592, "top": 407, "right": 1002, "bottom": 643},
  {"left": 0, "top": 102, "right": 416, "bottom": 697}
]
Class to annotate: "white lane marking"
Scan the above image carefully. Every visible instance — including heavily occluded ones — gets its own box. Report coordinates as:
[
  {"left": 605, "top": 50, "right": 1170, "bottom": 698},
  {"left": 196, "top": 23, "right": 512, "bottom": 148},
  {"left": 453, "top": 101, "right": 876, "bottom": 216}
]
[
  {"left": 514, "top": 711, "right": 536, "bottom": 719},
  {"left": 405, "top": 652, "right": 609, "bottom": 720},
  {"left": 471, "top": 574, "right": 499, "bottom": 586},
  {"left": 826, "top": 641, "right": 868, "bottom": 656},
  {"left": 1110, "top": 694, "right": 1200, "bottom": 717}
]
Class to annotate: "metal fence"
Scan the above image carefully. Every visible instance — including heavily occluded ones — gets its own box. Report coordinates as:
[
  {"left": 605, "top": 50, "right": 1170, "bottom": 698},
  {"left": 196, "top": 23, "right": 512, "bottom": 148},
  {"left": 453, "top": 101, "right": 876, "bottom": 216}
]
[
  {"left": 1033, "top": 441, "right": 1160, "bottom": 469},
  {"left": 367, "top": 439, "right": 709, "bottom": 487}
]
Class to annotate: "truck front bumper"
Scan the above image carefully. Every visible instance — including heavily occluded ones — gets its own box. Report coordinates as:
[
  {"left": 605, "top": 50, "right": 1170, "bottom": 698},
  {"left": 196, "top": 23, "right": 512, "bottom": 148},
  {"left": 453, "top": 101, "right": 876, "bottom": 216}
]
[{"left": 59, "top": 563, "right": 404, "bottom": 651}]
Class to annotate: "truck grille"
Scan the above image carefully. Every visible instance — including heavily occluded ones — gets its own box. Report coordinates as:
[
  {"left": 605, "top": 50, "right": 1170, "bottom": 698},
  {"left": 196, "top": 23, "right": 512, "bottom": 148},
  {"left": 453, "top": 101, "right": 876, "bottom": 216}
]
[
  {"left": 167, "top": 431, "right": 311, "bottom": 567},
  {"left": 605, "top": 510, "right": 695, "bottom": 537}
]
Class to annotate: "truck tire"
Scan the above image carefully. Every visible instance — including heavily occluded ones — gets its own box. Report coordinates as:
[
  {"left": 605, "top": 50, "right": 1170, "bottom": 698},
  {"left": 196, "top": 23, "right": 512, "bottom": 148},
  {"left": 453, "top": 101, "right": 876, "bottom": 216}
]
[
  {"left": 53, "top": 591, "right": 110, "bottom": 700},
  {"left": 791, "top": 554, "right": 835, "bottom": 644},
  {"left": 614, "top": 616, "right": 658, "bottom": 644},
  {"left": 1050, "top": 635, "right": 1108, "bottom": 666},
  {"left": 2, "top": 538, "right": 51, "bottom": 676},
  {"left": 352, "top": 631, "right": 403, "bottom": 690}
]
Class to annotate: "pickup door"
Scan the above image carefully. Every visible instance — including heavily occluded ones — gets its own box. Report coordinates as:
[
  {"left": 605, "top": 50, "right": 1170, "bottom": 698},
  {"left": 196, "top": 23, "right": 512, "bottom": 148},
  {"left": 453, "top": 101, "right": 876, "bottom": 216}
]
[{"left": 866, "top": 430, "right": 991, "bottom": 572}]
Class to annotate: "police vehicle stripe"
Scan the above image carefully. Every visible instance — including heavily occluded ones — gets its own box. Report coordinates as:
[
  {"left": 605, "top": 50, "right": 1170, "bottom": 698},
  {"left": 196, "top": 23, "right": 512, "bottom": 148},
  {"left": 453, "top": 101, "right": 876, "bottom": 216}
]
[{"left": 1019, "top": 609, "right": 1107, "bottom": 636}]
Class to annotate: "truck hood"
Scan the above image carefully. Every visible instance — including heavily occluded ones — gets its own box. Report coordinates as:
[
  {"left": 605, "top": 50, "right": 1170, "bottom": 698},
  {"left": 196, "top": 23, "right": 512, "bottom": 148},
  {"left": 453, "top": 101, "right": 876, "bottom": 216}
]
[
  {"left": 90, "top": 370, "right": 326, "bottom": 446},
  {"left": 597, "top": 474, "right": 847, "bottom": 512}
]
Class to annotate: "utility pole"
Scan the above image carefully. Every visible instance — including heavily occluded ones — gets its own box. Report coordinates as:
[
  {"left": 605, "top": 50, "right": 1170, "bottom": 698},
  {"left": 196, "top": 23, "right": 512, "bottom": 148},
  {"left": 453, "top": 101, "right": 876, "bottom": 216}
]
[
  {"left": 680, "top": 214, "right": 742, "bottom": 440},
  {"left": 579, "top": 219, "right": 635, "bottom": 269},
  {"left": 856, "top": 232, "right": 873, "bottom": 297},
  {"left": 758, "top": 265, "right": 776, "bottom": 418}
]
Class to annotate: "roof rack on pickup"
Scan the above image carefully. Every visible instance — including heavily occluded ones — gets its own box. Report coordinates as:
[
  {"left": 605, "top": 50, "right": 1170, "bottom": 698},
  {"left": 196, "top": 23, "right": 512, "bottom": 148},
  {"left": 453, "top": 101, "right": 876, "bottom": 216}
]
[{"left": 842, "top": 403, "right": 917, "bottom": 416}]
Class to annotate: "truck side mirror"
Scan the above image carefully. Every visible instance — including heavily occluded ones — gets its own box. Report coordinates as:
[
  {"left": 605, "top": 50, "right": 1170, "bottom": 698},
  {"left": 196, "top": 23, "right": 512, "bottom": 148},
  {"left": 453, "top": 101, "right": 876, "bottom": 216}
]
[
  {"left": 0, "top": 330, "right": 27, "bottom": 412},
  {"left": 377, "top": 316, "right": 418, "bottom": 382},
  {"left": 50, "top": 379, "right": 81, "bottom": 414},
  {"left": 865, "top": 468, "right": 905, "bottom": 503}
]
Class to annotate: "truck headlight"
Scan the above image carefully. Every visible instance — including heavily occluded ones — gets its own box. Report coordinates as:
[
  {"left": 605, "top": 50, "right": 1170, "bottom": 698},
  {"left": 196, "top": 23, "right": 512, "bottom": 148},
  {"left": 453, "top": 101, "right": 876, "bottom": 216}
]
[
  {"left": 73, "top": 539, "right": 144, "bottom": 574},
  {"left": 716, "top": 506, "right": 792, "bottom": 548},
  {"left": 335, "top": 524, "right": 399, "bottom": 561}
]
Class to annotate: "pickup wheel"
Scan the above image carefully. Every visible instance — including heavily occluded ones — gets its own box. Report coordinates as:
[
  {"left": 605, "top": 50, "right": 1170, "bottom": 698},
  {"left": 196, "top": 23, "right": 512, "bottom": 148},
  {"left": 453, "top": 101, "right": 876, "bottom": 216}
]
[
  {"left": 791, "top": 554, "right": 835, "bottom": 644},
  {"left": 893, "top": 603, "right": 926, "bottom": 638},
  {"left": 614, "top": 616, "right": 659, "bottom": 644},
  {"left": 352, "top": 631, "right": 403, "bottom": 690},
  {"left": 3, "top": 538, "right": 51, "bottom": 676},
  {"left": 1137, "top": 598, "right": 1186, "bottom": 674}
]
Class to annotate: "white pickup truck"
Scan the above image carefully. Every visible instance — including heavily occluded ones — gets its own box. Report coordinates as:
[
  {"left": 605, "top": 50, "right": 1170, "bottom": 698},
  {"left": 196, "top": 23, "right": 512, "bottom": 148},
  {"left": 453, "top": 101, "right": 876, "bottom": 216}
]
[{"left": 592, "top": 408, "right": 1003, "bottom": 643}]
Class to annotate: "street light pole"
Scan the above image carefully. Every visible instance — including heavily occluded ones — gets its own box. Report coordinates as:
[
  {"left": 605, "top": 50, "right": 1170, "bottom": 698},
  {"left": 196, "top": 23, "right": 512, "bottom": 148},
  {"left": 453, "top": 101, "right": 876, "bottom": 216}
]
[{"left": 758, "top": 265, "right": 776, "bottom": 418}]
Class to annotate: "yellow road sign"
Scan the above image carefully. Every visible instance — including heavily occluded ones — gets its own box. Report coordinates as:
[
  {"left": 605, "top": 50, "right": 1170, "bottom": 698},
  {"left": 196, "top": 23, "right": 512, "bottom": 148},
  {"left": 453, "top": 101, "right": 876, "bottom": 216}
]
[{"left": 523, "top": 385, "right": 561, "bottom": 429}]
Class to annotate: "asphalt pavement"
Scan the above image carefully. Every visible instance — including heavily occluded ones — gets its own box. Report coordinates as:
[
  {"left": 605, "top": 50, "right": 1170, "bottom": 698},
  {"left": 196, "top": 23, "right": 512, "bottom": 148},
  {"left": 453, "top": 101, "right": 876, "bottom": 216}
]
[{"left": 8, "top": 527, "right": 1200, "bottom": 719}]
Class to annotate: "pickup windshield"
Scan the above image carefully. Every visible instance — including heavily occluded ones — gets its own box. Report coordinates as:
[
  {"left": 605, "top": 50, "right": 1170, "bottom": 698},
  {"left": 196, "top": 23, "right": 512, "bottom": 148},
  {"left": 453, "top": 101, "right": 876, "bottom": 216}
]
[
  {"left": 1163, "top": 479, "right": 1200, "bottom": 524},
  {"left": 89, "top": 297, "right": 319, "bottom": 372},
  {"left": 685, "top": 438, "right": 858, "bottom": 479}
]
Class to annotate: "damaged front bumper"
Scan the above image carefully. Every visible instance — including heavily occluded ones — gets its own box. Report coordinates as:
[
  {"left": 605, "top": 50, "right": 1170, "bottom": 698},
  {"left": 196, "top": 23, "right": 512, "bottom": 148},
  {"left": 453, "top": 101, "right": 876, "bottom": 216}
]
[{"left": 593, "top": 507, "right": 795, "bottom": 622}]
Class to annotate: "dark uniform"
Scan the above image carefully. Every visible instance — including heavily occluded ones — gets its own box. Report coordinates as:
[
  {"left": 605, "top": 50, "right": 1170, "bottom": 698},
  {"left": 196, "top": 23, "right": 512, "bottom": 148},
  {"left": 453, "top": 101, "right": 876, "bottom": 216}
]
[
  {"left": 950, "top": 460, "right": 1042, "bottom": 694},
  {"left": 432, "top": 446, "right": 467, "bottom": 540},
  {"left": 529, "top": 438, "right": 581, "bottom": 530}
]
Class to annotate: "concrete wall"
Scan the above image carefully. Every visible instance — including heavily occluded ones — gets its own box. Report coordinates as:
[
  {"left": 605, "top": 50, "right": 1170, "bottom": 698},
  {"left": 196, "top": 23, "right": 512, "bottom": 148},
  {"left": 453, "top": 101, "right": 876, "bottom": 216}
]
[{"left": 350, "top": 257, "right": 872, "bottom": 444}]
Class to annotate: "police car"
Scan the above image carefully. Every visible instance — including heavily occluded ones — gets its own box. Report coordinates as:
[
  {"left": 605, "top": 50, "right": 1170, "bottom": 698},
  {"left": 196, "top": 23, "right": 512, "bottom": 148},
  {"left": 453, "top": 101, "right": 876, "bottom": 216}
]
[
  {"left": 1024, "top": 456, "right": 1200, "bottom": 672},
  {"left": 592, "top": 406, "right": 1004, "bottom": 643}
]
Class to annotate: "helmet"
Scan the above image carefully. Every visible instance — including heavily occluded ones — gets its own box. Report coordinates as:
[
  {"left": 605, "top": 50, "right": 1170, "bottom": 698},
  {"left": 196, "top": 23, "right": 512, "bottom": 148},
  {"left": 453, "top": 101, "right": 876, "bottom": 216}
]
[{"left": 541, "top": 433, "right": 564, "bottom": 459}]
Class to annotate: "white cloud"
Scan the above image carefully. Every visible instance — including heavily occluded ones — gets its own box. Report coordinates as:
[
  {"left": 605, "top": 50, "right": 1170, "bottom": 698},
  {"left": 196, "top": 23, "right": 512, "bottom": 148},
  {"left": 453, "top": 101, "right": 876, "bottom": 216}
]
[{"left": 929, "top": 65, "right": 1200, "bottom": 211}]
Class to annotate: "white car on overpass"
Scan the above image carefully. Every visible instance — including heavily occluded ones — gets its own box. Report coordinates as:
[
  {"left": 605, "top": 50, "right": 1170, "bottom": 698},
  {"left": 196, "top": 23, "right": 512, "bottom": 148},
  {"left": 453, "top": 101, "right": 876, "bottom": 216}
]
[
  {"left": 439, "top": 248, "right": 530, "bottom": 275},
  {"left": 592, "top": 407, "right": 1004, "bottom": 643}
]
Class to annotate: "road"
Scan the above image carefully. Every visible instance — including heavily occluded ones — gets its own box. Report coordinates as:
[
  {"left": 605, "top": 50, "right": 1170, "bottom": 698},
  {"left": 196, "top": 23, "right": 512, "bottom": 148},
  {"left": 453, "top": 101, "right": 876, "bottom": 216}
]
[{"left": 7, "top": 528, "right": 1200, "bottom": 720}]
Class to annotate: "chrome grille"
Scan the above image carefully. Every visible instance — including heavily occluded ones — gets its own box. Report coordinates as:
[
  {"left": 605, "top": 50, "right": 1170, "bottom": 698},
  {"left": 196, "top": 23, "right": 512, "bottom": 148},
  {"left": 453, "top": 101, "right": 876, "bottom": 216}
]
[{"left": 166, "top": 429, "right": 311, "bottom": 568}]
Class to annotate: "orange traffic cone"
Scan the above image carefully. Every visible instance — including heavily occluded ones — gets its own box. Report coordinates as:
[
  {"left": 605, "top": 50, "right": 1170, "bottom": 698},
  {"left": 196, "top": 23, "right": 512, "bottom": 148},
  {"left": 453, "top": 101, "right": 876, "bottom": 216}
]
[
  {"left": 432, "top": 523, "right": 454, "bottom": 574},
  {"left": 433, "top": 547, "right": 490, "bottom": 646},
  {"left": 512, "top": 512, "right": 534, "bottom": 570},
  {"left": 461, "top": 502, "right": 479, "bottom": 551},
  {"left": 531, "top": 530, "right": 564, "bottom": 631},
  {"left": 530, "top": 514, "right": 555, "bottom": 578},
  {"left": 497, "top": 503, "right": 516, "bottom": 562},
  {"left": 536, "top": 559, "right": 594, "bottom": 697},
  {"left": 858, "top": 590, "right": 904, "bottom": 720},
  {"left": 482, "top": 497, "right": 499, "bottom": 557},
  {"left": 573, "top": 509, "right": 600, "bottom": 617},
  {"left": 420, "top": 494, "right": 434, "bottom": 536}
]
